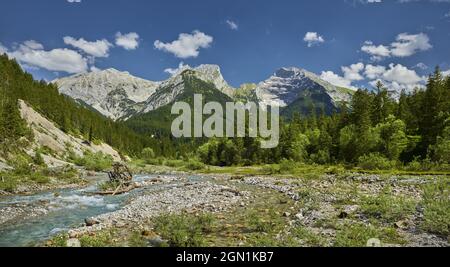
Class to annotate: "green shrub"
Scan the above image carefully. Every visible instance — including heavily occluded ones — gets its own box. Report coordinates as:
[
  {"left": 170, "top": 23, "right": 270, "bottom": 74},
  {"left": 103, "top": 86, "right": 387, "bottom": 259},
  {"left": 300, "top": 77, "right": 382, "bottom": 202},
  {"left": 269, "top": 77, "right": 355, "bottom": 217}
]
[
  {"left": 33, "top": 151, "right": 46, "bottom": 167},
  {"left": 10, "top": 154, "right": 32, "bottom": 175},
  {"left": 48, "top": 234, "right": 68, "bottom": 247},
  {"left": 74, "top": 151, "right": 113, "bottom": 171},
  {"left": 128, "top": 231, "right": 148, "bottom": 247},
  {"left": 262, "top": 164, "right": 280, "bottom": 175},
  {"left": 0, "top": 173, "right": 19, "bottom": 192},
  {"left": 141, "top": 148, "right": 155, "bottom": 164},
  {"left": 153, "top": 213, "right": 213, "bottom": 247},
  {"left": 421, "top": 178, "right": 450, "bottom": 236},
  {"left": 279, "top": 159, "right": 295, "bottom": 174},
  {"left": 358, "top": 153, "right": 396, "bottom": 170},
  {"left": 360, "top": 188, "right": 416, "bottom": 223},
  {"left": 30, "top": 172, "right": 50, "bottom": 184},
  {"left": 185, "top": 159, "right": 205, "bottom": 171},
  {"left": 164, "top": 159, "right": 185, "bottom": 168},
  {"left": 145, "top": 157, "right": 164, "bottom": 166},
  {"left": 79, "top": 231, "right": 114, "bottom": 247},
  {"left": 247, "top": 210, "right": 282, "bottom": 233},
  {"left": 292, "top": 227, "right": 326, "bottom": 247},
  {"left": 334, "top": 223, "right": 403, "bottom": 247}
]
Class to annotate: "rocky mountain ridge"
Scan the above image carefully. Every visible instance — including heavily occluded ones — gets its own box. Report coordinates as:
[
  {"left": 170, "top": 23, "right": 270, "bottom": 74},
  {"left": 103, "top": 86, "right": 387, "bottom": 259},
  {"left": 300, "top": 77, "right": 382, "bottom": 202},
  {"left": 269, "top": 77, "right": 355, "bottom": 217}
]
[{"left": 54, "top": 65, "right": 354, "bottom": 121}]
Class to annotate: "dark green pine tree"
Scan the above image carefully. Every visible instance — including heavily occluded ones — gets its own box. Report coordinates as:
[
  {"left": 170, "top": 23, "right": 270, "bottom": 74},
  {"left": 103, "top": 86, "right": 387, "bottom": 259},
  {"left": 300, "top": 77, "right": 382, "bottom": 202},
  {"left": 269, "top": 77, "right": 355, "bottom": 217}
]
[
  {"left": 350, "top": 89, "right": 373, "bottom": 131},
  {"left": 418, "top": 67, "right": 445, "bottom": 157},
  {"left": 371, "top": 81, "right": 395, "bottom": 126}
]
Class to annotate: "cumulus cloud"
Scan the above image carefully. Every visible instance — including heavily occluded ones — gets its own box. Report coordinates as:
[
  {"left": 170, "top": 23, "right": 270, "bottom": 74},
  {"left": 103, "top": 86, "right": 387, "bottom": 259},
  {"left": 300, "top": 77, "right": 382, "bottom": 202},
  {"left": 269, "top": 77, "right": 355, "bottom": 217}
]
[
  {"left": 361, "top": 41, "right": 391, "bottom": 61},
  {"left": 390, "top": 33, "right": 432, "bottom": 57},
  {"left": 67, "top": 0, "right": 81, "bottom": 3},
  {"left": 164, "top": 62, "right": 191, "bottom": 76},
  {"left": 442, "top": 69, "right": 450, "bottom": 77},
  {"left": 320, "top": 71, "right": 356, "bottom": 89},
  {"left": 320, "top": 63, "right": 365, "bottom": 90},
  {"left": 303, "top": 32, "right": 325, "bottom": 47},
  {"left": 226, "top": 20, "right": 239, "bottom": 30},
  {"left": 115, "top": 32, "right": 140, "bottom": 50},
  {"left": 63, "top": 36, "right": 112, "bottom": 57},
  {"left": 7, "top": 40, "right": 88, "bottom": 74},
  {"left": 154, "top": 30, "right": 213, "bottom": 59},
  {"left": 361, "top": 33, "right": 432, "bottom": 61},
  {"left": 364, "top": 63, "right": 426, "bottom": 96},
  {"left": 342, "top": 63, "right": 365, "bottom": 81},
  {"left": 364, "top": 64, "right": 386, "bottom": 79},
  {"left": 321, "top": 62, "right": 426, "bottom": 95}
]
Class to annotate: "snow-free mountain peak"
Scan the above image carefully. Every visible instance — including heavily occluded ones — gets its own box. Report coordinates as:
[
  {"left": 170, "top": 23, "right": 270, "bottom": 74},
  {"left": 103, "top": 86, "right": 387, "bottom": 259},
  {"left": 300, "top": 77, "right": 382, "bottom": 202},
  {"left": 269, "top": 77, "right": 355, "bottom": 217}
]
[{"left": 256, "top": 67, "right": 353, "bottom": 114}]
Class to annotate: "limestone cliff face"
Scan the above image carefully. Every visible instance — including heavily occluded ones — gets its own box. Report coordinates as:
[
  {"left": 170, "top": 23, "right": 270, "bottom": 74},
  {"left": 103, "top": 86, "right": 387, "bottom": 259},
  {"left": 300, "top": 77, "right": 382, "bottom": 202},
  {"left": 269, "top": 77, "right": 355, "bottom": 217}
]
[
  {"left": 54, "top": 65, "right": 354, "bottom": 121},
  {"left": 53, "top": 65, "right": 234, "bottom": 120}
]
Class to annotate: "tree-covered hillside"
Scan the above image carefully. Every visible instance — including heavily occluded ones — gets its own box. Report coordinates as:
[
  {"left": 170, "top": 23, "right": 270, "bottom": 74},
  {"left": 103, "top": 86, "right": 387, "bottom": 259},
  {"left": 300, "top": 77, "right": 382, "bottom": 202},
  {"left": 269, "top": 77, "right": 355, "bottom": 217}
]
[
  {"left": 198, "top": 70, "right": 450, "bottom": 169},
  {"left": 0, "top": 54, "right": 151, "bottom": 156}
]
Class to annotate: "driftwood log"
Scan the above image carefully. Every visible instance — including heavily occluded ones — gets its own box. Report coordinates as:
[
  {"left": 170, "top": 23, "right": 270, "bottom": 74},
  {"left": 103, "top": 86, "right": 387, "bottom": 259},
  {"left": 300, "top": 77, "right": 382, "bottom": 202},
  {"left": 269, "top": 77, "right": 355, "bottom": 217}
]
[{"left": 92, "top": 163, "right": 135, "bottom": 196}]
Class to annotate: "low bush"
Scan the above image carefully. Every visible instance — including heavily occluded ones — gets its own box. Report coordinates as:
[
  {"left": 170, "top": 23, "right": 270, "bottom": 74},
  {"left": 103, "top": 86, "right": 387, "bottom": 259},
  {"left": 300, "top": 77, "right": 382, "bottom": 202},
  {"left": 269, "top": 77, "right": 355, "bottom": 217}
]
[
  {"left": 334, "top": 223, "right": 404, "bottom": 247},
  {"left": 360, "top": 187, "right": 416, "bottom": 223},
  {"left": 421, "top": 178, "right": 450, "bottom": 236},
  {"left": 358, "top": 153, "right": 396, "bottom": 170},
  {"left": 73, "top": 151, "right": 113, "bottom": 172},
  {"left": 153, "top": 213, "right": 214, "bottom": 247},
  {"left": 185, "top": 159, "right": 205, "bottom": 171}
]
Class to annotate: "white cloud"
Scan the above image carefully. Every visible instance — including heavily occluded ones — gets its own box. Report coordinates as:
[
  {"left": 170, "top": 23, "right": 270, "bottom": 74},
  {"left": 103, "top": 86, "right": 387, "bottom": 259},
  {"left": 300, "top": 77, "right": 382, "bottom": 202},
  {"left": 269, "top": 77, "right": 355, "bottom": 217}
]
[
  {"left": 303, "top": 32, "right": 325, "bottom": 47},
  {"left": 442, "top": 69, "right": 450, "bottom": 77},
  {"left": 390, "top": 33, "right": 432, "bottom": 57},
  {"left": 226, "top": 20, "right": 239, "bottom": 30},
  {"left": 414, "top": 62, "right": 428, "bottom": 70},
  {"left": 364, "top": 63, "right": 426, "bottom": 96},
  {"left": 365, "top": 64, "right": 386, "bottom": 79},
  {"left": 321, "top": 62, "right": 427, "bottom": 95},
  {"left": 154, "top": 30, "right": 213, "bottom": 59},
  {"left": 164, "top": 62, "right": 191, "bottom": 76},
  {"left": 342, "top": 62, "right": 365, "bottom": 81},
  {"left": 115, "top": 32, "right": 140, "bottom": 50},
  {"left": 321, "top": 63, "right": 365, "bottom": 90},
  {"left": 67, "top": 0, "right": 81, "bottom": 2},
  {"left": 361, "top": 41, "right": 391, "bottom": 61},
  {"left": 7, "top": 40, "right": 88, "bottom": 74},
  {"left": 63, "top": 36, "right": 112, "bottom": 57},
  {"left": 23, "top": 40, "right": 44, "bottom": 50},
  {"left": 361, "top": 33, "right": 432, "bottom": 60},
  {"left": 382, "top": 63, "right": 423, "bottom": 84},
  {"left": 320, "top": 71, "right": 356, "bottom": 89}
]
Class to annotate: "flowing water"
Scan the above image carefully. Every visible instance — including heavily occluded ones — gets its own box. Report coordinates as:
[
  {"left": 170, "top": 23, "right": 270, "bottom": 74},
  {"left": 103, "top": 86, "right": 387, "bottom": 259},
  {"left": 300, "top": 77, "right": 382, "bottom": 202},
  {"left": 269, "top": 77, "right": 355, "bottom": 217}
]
[{"left": 0, "top": 174, "right": 197, "bottom": 247}]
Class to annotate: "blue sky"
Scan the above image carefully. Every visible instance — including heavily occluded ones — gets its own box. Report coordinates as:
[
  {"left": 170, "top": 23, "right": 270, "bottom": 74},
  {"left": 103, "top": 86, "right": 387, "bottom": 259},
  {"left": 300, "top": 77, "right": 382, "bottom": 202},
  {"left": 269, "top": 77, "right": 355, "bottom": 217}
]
[{"left": 1, "top": 0, "right": 449, "bottom": 92}]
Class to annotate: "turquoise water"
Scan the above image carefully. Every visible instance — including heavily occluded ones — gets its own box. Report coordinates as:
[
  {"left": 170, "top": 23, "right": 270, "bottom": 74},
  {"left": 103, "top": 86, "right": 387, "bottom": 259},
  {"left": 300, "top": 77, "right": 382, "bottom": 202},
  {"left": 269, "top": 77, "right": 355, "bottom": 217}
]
[{"left": 0, "top": 174, "right": 191, "bottom": 247}]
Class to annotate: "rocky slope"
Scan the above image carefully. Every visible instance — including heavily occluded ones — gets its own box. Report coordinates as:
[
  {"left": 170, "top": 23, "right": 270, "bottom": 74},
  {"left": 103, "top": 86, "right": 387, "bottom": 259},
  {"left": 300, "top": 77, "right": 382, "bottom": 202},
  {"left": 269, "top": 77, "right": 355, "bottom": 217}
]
[{"left": 19, "top": 100, "right": 121, "bottom": 166}]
